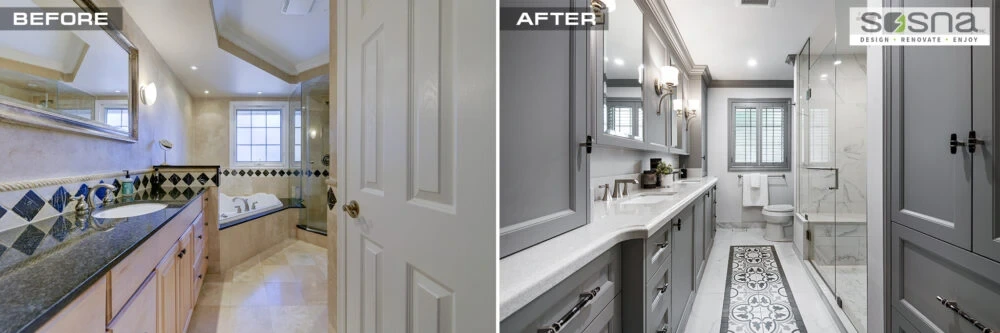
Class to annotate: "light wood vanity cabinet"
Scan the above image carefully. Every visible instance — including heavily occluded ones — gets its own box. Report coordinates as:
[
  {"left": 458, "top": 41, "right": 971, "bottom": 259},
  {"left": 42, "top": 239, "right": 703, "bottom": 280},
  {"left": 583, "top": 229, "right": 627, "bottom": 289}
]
[{"left": 39, "top": 195, "right": 208, "bottom": 333}]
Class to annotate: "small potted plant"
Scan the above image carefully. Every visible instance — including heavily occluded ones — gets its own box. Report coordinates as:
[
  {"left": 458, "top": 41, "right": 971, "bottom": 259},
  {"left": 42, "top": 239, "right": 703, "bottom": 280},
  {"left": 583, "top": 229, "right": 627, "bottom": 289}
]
[{"left": 655, "top": 161, "right": 673, "bottom": 188}]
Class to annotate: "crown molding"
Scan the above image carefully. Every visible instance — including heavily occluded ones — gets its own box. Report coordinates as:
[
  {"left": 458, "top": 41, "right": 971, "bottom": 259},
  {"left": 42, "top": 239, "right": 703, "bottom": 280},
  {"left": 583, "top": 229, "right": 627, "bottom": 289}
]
[{"left": 640, "top": 0, "right": 710, "bottom": 81}]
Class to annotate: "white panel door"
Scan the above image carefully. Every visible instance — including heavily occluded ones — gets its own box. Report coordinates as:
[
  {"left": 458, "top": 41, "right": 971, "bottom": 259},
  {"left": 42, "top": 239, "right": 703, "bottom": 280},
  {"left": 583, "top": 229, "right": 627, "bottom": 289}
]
[{"left": 339, "top": 0, "right": 495, "bottom": 331}]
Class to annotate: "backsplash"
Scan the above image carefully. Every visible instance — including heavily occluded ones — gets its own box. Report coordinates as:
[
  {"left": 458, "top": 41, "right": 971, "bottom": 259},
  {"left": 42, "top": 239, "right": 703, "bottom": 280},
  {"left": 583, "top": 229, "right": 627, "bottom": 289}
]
[{"left": 0, "top": 171, "right": 156, "bottom": 233}]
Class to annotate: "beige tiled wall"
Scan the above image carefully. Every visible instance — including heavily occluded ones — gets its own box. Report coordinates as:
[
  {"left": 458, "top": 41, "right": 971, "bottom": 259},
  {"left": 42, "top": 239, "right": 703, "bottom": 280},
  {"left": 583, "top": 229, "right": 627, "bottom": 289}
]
[{"left": 216, "top": 209, "right": 298, "bottom": 273}]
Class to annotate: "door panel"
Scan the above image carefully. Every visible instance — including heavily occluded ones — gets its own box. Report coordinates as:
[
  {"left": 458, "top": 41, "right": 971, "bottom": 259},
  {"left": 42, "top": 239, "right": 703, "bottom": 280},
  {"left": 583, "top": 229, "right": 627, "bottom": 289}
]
[
  {"left": 499, "top": 0, "right": 590, "bottom": 257},
  {"left": 972, "top": 0, "right": 1000, "bottom": 263},
  {"left": 889, "top": 0, "right": 973, "bottom": 249},
  {"left": 342, "top": 0, "right": 495, "bottom": 331},
  {"left": 670, "top": 207, "right": 694, "bottom": 332}
]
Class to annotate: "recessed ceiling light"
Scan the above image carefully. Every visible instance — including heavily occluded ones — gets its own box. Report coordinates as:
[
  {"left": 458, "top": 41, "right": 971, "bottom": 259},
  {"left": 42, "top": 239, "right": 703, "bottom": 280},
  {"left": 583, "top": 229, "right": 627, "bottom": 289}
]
[
  {"left": 820, "top": 73, "right": 828, "bottom": 80},
  {"left": 257, "top": 91, "right": 263, "bottom": 95},
  {"left": 747, "top": 58, "right": 758, "bottom": 67},
  {"left": 190, "top": 65, "right": 198, "bottom": 71},
  {"left": 203, "top": 90, "right": 210, "bottom": 94},
  {"left": 613, "top": 58, "right": 624, "bottom": 66},
  {"left": 114, "top": 90, "right": 121, "bottom": 93},
  {"left": 833, "top": 60, "right": 842, "bottom": 66}
]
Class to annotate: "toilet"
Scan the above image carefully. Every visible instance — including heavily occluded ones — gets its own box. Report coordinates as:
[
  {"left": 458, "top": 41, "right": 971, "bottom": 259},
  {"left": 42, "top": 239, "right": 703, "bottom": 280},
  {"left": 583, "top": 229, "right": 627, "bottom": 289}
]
[{"left": 762, "top": 204, "right": 794, "bottom": 242}]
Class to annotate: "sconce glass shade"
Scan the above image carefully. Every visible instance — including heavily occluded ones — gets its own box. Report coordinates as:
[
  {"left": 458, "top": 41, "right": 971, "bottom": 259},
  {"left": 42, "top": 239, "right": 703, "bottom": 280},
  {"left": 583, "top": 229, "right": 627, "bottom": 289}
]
[
  {"left": 673, "top": 98, "right": 683, "bottom": 111},
  {"left": 140, "top": 83, "right": 157, "bottom": 105},
  {"left": 637, "top": 64, "right": 644, "bottom": 84},
  {"left": 659, "top": 66, "right": 679, "bottom": 87},
  {"left": 688, "top": 99, "right": 700, "bottom": 111}
]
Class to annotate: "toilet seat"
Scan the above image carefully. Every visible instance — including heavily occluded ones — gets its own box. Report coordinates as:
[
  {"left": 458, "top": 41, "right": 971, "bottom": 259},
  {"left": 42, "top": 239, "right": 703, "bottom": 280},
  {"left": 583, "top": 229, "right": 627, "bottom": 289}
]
[{"left": 763, "top": 204, "right": 794, "bottom": 213}]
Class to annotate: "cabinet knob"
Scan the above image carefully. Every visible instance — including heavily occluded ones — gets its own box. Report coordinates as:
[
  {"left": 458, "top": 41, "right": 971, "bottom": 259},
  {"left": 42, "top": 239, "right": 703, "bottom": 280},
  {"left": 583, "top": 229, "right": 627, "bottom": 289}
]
[
  {"left": 178, "top": 249, "right": 186, "bottom": 258},
  {"left": 198, "top": 235, "right": 203, "bottom": 239}
]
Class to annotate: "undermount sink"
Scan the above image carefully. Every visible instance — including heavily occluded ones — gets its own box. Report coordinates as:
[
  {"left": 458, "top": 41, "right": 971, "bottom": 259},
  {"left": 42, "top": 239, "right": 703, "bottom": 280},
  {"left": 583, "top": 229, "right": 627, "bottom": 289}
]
[
  {"left": 620, "top": 195, "right": 671, "bottom": 205},
  {"left": 93, "top": 203, "right": 168, "bottom": 219}
]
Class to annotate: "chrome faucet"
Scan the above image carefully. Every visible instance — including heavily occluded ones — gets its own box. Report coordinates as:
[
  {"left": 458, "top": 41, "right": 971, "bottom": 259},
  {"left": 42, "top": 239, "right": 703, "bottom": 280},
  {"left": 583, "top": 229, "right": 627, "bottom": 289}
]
[
  {"left": 233, "top": 197, "right": 250, "bottom": 212},
  {"left": 612, "top": 179, "right": 638, "bottom": 199},
  {"left": 86, "top": 184, "right": 117, "bottom": 211}
]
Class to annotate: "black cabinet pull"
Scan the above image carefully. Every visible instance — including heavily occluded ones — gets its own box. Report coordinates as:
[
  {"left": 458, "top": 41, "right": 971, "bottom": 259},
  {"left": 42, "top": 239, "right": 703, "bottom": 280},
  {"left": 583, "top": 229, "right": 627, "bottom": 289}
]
[
  {"left": 950, "top": 133, "right": 966, "bottom": 154},
  {"left": 198, "top": 235, "right": 203, "bottom": 239},
  {"left": 968, "top": 131, "right": 986, "bottom": 153},
  {"left": 656, "top": 242, "right": 668, "bottom": 249},
  {"left": 673, "top": 218, "right": 682, "bottom": 231},
  {"left": 178, "top": 249, "right": 186, "bottom": 258},
  {"left": 936, "top": 296, "right": 995, "bottom": 333},
  {"left": 656, "top": 283, "right": 669, "bottom": 294}
]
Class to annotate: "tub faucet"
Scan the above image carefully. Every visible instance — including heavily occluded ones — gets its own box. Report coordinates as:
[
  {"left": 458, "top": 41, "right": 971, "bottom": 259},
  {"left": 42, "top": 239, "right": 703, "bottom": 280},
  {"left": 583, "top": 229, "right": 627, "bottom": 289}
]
[{"left": 233, "top": 197, "right": 250, "bottom": 212}]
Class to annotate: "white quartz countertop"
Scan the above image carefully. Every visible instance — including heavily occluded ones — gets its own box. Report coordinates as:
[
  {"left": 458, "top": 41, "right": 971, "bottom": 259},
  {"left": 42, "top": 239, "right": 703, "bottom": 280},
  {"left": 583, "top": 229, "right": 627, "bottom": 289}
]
[{"left": 499, "top": 176, "right": 718, "bottom": 320}]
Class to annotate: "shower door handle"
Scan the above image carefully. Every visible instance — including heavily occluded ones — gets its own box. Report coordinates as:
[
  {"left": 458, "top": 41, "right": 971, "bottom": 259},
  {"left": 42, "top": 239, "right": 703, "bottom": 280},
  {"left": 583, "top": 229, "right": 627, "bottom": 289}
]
[{"left": 805, "top": 167, "right": 839, "bottom": 190}]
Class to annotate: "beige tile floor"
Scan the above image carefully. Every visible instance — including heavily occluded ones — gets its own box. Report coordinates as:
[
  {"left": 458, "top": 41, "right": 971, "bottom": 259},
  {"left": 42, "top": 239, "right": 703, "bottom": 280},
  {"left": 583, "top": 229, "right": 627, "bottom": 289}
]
[{"left": 188, "top": 240, "right": 329, "bottom": 333}]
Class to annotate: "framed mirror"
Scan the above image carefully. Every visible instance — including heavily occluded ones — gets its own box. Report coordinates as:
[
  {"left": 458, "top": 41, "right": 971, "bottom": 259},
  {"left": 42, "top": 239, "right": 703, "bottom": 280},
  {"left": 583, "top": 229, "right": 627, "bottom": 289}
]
[
  {"left": 0, "top": 0, "right": 138, "bottom": 142},
  {"left": 601, "top": 0, "right": 643, "bottom": 142}
]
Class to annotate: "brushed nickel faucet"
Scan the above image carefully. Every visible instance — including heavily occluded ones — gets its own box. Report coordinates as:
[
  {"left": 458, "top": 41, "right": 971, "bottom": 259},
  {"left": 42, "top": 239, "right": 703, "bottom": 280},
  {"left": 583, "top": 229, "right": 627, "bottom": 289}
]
[
  {"left": 233, "top": 197, "right": 250, "bottom": 212},
  {"left": 86, "top": 184, "right": 117, "bottom": 212},
  {"left": 597, "top": 184, "right": 610, "bottom": 201},
  {"left": 612, "top": 179, "right": 638, "bottom": 199}
]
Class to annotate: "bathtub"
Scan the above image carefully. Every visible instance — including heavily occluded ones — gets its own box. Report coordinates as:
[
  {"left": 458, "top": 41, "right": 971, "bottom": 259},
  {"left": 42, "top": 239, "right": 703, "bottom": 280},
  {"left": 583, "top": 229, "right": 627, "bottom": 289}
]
[{"left": 219, "top": 193, "right": 284, "bottom": 223}]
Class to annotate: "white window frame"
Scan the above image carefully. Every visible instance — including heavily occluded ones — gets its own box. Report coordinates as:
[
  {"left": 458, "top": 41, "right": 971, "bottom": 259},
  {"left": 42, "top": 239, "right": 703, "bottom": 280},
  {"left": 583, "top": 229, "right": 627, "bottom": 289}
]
[
  {"left": 292, "top": 108, "right": 303, "bottom": 167},
  {"left": 727, "top": 98, "right": 792, "bottom": 171},
  {"left": 96, "top": 100, "right": 129, "bottom": 132},
  {"left": 229, "top": 101, "right": 290, "bottom": 168}
]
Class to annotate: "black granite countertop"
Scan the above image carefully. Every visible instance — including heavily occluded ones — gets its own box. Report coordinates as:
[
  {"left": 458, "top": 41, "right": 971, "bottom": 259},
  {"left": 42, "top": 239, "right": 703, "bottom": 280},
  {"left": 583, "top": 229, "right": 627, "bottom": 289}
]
[{"left": 0, "top": 188, "right": 205, "bottom": 333}]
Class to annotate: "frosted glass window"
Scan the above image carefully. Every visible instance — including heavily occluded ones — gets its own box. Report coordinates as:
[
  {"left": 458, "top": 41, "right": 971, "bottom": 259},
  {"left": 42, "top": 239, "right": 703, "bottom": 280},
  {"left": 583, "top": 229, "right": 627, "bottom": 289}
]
[
  {"left": 293, "top": 111, "right": 302, "bottom": 163},
  {"left": 234, "top": 109, "right": 283, "bottom": 163}
]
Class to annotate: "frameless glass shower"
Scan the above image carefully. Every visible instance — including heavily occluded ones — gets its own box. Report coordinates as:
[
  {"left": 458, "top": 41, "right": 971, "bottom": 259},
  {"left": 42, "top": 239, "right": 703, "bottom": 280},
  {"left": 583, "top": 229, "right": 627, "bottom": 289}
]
[
  {"left": 290, "top": 75, "right": 331, "bottom": 234},
  {"left": 795, "top": 1, "right": 867, "bottom": 330}
]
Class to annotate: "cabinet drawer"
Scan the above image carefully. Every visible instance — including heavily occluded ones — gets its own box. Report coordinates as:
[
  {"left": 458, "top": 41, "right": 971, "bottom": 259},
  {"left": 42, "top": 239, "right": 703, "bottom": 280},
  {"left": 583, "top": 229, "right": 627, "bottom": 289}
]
[
  {"left": 192, "top": 213, "right": 206, "bottom": 258},
  {"left": 501, "top": 247, "right": 620, "bottom": 333},
  {"left": 107, "top": 272, "right": 157, "bottom": 333},
  {"left": 645, "top": 221, "right": 671, "bottom": 282},
  {"left": 646, "top": 256, "right": 670, "bottom": 333},
  {"left": 891, "top": 223, "right": 1000, "bottom": 333},
  {"left": 581, "top": 294, "right": 619, "bottom": 333}
]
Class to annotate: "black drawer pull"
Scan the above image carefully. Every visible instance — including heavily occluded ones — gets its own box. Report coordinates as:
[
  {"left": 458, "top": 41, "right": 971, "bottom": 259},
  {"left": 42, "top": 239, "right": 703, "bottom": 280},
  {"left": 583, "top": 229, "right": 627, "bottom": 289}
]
[
  {"left": 198, "top": 235, "right": 203, "bottom": 239},
  {"left": 656, "top": 283, "right": 669, "bottom": 294},
  {"left": 673, "top": 218, "right": 682, "bottom": 231},
  {"left": 177, "top": 249, "right": 186, "bottom": 258},
  {"left": 937, "top": 296, "right": 995, "bottom": 333},
  {"left": 657, "top": 324, "right": 669, "bottom": 333},
  {"left": 656, "top": 242, "right": 668, "bottom": 249},
  {"left": 537, "top": 286, "right": 601, "bottom": 333}
]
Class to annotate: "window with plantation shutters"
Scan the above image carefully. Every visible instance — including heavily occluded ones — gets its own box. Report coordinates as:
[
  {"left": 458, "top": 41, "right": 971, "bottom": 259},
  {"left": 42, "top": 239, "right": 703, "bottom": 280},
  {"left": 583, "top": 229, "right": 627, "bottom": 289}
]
[{"left": 728, "top": 99, "right": 791, "bottom": 171}]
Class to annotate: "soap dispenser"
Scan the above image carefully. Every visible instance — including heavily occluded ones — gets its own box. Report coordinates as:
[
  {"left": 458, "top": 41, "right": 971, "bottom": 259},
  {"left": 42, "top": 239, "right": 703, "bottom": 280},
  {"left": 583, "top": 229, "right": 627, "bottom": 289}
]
[{"left": 119, "top": 170, "right": 136, "bottom": 198}]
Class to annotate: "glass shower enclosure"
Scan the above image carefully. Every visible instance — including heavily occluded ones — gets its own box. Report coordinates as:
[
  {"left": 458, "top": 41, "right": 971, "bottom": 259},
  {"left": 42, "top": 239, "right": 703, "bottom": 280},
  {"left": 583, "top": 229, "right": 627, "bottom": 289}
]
[
  {"left": 289, "top": 75, "right": 331, "bottom": 234},
  {"left": 795, "top": 1, "right": 867, "bottom": 330}
]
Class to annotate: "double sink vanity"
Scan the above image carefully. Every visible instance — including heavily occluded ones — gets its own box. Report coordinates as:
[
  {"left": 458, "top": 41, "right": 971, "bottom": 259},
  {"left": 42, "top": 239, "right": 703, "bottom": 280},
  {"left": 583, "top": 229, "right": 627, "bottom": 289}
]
[
  {"left": 500, "top": 177, "right": 718, "bottom": 333},
  {"left": 0, "top": 189, "right": 210, "bottom": 333}
]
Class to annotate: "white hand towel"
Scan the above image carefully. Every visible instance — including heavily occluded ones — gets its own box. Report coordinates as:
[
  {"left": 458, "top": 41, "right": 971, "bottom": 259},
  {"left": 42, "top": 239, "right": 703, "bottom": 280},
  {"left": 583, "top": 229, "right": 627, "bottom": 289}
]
[
  {"left": 750, "top": 173, "right": 761, "bottom": 188},
  {"left": 742, "top": 174, "right": 769, "bottom": 207}
]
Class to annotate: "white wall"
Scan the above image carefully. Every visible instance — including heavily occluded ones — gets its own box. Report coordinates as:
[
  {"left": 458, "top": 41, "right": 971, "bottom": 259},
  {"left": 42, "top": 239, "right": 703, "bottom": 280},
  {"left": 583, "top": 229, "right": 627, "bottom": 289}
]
[{"left": 706, "top": 87, "right": 795, "bottom": 226}]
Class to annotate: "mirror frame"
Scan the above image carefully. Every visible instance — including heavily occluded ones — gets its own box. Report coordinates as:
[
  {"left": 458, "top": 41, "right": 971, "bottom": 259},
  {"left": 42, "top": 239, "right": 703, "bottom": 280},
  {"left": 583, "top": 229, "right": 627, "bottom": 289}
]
[{"left": 0, "top": 0, "right": 139, "bottom": 142}]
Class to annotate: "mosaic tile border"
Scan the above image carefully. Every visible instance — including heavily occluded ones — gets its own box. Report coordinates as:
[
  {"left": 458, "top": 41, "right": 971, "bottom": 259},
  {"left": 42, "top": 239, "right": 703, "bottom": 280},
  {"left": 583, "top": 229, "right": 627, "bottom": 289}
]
[{"left": 220, "top": 168, "right": 330, "bottom": 178}]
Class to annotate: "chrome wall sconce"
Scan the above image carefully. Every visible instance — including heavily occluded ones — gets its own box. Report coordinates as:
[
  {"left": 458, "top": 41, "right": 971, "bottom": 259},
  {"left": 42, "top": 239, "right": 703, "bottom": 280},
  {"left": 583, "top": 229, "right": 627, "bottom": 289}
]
[{"left": 655, "top": 66, "right": 679, "bottom": 115}]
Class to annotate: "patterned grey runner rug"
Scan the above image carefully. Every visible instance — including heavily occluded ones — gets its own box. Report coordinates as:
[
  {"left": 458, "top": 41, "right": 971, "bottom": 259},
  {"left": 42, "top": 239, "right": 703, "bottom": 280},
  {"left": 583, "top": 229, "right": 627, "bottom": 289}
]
[{"left": 721, "top": 245, "right": 808, "bottom": 333}]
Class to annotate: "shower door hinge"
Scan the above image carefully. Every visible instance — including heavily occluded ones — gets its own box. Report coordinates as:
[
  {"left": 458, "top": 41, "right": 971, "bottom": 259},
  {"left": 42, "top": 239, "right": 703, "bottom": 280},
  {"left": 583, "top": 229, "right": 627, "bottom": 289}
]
[
  {"left": 806, "top": 230, "right": 812, "bottom": 241},
  {"left": 836, "top": 296, "right": 843, "bottom": 308}
]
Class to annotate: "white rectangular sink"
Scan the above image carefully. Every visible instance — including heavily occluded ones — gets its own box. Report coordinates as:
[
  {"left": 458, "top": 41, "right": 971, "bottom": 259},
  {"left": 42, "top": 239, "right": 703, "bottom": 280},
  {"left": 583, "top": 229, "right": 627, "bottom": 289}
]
[{"left": 620, "top": 195, "right": 670, "bottom": 205}]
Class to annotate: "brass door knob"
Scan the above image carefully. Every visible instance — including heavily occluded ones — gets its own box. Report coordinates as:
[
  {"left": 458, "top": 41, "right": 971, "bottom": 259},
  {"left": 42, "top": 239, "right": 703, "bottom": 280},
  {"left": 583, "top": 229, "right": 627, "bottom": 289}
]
[{"left": 343, "top": 200, "right": 360, "bottom": 218}]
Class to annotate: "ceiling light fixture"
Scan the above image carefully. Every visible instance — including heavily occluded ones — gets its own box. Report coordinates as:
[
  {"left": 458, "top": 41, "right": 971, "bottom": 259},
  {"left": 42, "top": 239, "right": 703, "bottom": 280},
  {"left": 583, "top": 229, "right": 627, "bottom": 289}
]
[
  {"left": 203, "top": 90, "right": 210, "bottom": 94},
  {"left": 820, "top": 73, "right": 828, "bottom": 80},
  {"left": 747, "top": 58, "right": 758, "bottom": 67},
  {"left": 613, "top": 58, "right": 624, "bottom": 66},
  {"left": 833, "top": 60, "right": 842, "bottom": 66},
  {"left": 257, "top": 91, "right": 263, "bottom": 95},
  {"left": 190, "top": 65, "right": 198, "bottom": 71}
]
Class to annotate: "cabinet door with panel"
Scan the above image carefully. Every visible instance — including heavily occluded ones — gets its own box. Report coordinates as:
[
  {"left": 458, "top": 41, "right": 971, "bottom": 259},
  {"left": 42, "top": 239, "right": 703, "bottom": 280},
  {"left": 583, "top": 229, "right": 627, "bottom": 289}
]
[
  {"left": 107, "top": 272, "right": 157, "bottom": 333},
  {"left": 693, "top": 194, "right": 705, "bottom": 283},
  {"left": 971, "top": 0, "right": 1000, "bottom": 263},
  {"left": 703, "top": 191, "right": 713, "bottom": 258},
  {"left": 499, "top": 0, "right": 590, "bottom": 258},
  {"left": 669, "top": 207, "right": 694, "bottom": 332},
  {"left": 888, "top": 0, "right": 976, "bottom": 250},
  {"left": 177, "top": 225, "right": 195, "bottom": 331},
  {"left": 157, "top": 242, "right": 180, "bottom": 333}
]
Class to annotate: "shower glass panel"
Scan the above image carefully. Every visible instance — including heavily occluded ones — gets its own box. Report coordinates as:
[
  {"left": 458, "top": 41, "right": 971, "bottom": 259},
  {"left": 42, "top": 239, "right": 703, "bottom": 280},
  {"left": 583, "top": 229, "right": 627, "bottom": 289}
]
[
  {"left": 294, "top": 75, "right": 331, "bottom": 234},
  {"left": 797, "top": 0, "right": 867, "bottom": 330}
]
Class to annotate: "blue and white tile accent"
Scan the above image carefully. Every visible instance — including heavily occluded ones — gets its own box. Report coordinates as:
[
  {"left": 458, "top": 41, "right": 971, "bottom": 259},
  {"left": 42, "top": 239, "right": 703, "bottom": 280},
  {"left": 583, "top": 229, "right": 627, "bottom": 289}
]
[{"left": 0, "top": 172, "right": 156, "bottom": 234}]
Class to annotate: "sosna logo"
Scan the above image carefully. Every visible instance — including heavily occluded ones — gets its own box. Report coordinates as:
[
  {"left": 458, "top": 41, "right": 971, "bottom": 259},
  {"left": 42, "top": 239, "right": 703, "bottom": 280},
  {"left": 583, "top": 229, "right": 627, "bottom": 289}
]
[{"left": 850, "top": 7, "right": 990, "bottom": 46}]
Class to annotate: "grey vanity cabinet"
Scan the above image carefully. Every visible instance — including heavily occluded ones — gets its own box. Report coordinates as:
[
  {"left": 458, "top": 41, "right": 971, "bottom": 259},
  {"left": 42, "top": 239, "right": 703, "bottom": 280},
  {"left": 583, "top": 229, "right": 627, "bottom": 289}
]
[
  {"left": 693, "top": 194, "right": 706, "bottom": 283},
  {"left": 499, "top": 0, "right": 591, "bottom": 258},
  {"left": 670, "top": 206, "right": 695, "bottom": 333},
  {"left": 501, "top": 247, "right": 621, "bottom": 333},
  {"left": 890, "top": 224, "right": 1000, "bottom": 333}
]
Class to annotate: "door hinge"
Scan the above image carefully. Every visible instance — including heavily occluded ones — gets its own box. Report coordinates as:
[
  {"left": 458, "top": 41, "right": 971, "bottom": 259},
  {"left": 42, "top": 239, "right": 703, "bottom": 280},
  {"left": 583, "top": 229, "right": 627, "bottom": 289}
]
[
  {"left": 581, "top": 135, "right": 593, "bottom": 154},
  {"left": 806, "top": 230, "right": 812, "bottom": 241},
  {"left": 836, "top": 296, "right": 843, "bottom": 308}
]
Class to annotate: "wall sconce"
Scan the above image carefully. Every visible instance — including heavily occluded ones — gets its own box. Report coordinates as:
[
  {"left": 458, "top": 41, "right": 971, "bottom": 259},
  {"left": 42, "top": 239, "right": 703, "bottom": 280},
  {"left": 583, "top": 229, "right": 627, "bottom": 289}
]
[
  {"left": 674, "top": 99, "right": 698, "bottom": 120},
  {"left": 140, "top": 83, "right": 157, "bottom": 105},
  {"left": 654, "top": 66, "right": 678, "bottom": 96}
]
